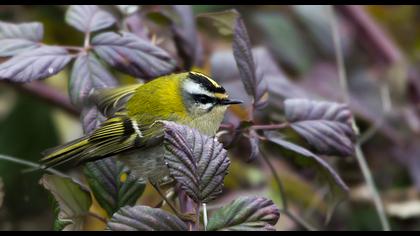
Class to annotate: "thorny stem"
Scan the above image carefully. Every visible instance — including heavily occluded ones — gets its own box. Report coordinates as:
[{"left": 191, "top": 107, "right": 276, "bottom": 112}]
[
  {"left": 260, "top": 149, "right": 318, "bottom": 231},
  {"left": 329, "top": 5, "right": 391, "bottom": 231}
]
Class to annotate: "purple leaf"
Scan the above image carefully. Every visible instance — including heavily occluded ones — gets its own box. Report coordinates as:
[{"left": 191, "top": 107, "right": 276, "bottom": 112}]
[
  {"left": 0, "top": 46, "right": 72, "bottom": 82},
  {"left": 0, "top": 21, "right": 43, "bottom": 57},
  {"left": 233, "top": 16, "right": 268, "bottom": 110},
  {"left": 92, "top": 31, "right": 176, "bottom": 79},
  {"left": 211, "top": 47, "right": 306, "bottom": 110},
  {"left": 249, "top": 136, "right": 260, "bottom": 162},
  {"left": 171, "top": 5, "right": 203, "bottom": 69},
  {"left": 207, "top": 196, "right": 280, "bottom": 231},
  {"left": 65, "top": 5, "right": 116, "bottom": 33},
  {"left": 253, "top": 48, "right": 309, "bottom": 107},
  {"left": 123, "top": 13, "right": 149, "bottom": 40},
  {"left": 69, "top": 53, "right": 118, "bottom": 107},
  {"left": 162, "top": 121, "right": 230, "bottom": 203},
  {"left": 284, "top": 98, "right": 356, "bottom": 157},
  {"left": 81, "top": 106, "right": 106, "bottom": 134},
  {"left": 265, "top": 131, "right": 349, "bottom": 192},
  {"left": 107, "top": 205, "right": 187, "bottom": 231}
]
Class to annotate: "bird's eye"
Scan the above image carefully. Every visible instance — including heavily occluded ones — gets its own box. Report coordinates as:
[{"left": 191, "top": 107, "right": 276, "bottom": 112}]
[{"left": 193, "top": 94, "right": 214, "bottom": 104}]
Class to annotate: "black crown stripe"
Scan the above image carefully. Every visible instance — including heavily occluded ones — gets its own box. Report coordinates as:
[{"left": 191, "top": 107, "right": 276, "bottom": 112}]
[{"left": 188, "top": 72, "right": 226, "bottom": 94}]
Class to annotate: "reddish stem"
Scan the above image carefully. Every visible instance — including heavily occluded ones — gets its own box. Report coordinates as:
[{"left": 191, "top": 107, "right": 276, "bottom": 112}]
[
  {"left": 2, "top": 80, "right": 80, "bottom": 117},
  {"left": 251, "top": 123, "right": 289, "bottom": 130},
  {"left": 335, "top": 5, "right": 403, "bottom": 66}
]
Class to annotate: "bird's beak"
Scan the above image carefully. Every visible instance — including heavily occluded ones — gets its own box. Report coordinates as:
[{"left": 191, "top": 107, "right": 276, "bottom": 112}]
[{"left": 219, "top": 98, "right": 243, "bottom": 105}]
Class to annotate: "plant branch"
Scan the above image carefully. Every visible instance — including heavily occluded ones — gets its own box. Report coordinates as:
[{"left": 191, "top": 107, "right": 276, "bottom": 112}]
[
  {"left": 334, "top": 5, "right": 403, "bottom": 66},
  {"left": 1, "top": 80, "right": 80, "bottom": 117},
  {"left": 251, "top": 123, "right": 289, "bottom": 130},
  {"left": 84, "top": 31, "right": 91, "bottom": 49},
  {"left": 0, "top": 154, "right": 87, "bottom": 188},
  {"left": 177, "top": 187, "right": 195, "bottom": 231},
  {"left": 260, "top": 149, "right": 318, "bottom": 231},
  {"left": 329, "top": 5, "right": 391, "bottom": 231},
  {"left": 195, "top": 202, "right": 201, "bottom": 231}
]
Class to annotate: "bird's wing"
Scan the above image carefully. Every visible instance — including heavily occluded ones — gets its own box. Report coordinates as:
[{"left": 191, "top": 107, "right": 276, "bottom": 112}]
[
  {"left": 41, "top": 114, "right": 164, "bottom": 168},
  {"left": 89, "top": 84, "right": 142, "bottom": 117}
]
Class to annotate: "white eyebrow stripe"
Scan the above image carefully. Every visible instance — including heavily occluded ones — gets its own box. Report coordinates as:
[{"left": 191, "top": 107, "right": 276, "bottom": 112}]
[
  {"left": 198, "top": 103, "right": 214, "bottom": 110},
  {"left": 183, "top": 79, "right": 214, "bottom": 97}
]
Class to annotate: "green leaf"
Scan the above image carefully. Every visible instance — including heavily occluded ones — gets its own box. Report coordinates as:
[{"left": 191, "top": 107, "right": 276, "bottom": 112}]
[
  {"left": 253, "top": 12, "right": 313, "bottom": 74},
  {"left": 0, "top": 93, "right": 59, "bottom": 217},
  {"left": 107, "top": 205, "right": 188, "bottom": 231},
  {"left": 207, "top": 196, "right": 280, "bottom": 231},
  {"left": 162, "top": 121, "right": 230, "bottom": 203},
  {"left": 84, "top": 158, "right": 146, "bottom": 217},
  {"left": 39, "top": 174, "right": 91, "bottom": 231},
  {"left": 196, "top": 9, "right": 239, "bottom": 37}
]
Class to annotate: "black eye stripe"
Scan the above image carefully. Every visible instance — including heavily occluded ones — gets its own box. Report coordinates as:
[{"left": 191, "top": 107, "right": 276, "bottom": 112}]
[{"left": 192, "top": 94, "right": 215, "bottom": 104}]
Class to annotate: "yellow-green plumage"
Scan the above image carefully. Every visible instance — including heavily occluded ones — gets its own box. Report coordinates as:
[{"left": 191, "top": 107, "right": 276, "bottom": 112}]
[
  {"left": 127, "top": 73, "right": 189, "bottom": 124},
  {"left": 41, "top": 71, "right": 240, "bottom": 182}
]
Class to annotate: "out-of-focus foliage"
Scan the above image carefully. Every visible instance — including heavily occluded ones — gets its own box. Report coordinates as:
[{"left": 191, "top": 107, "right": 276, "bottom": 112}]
[{"left": 0, "top": 5, "right": 420, "bottom": 231}]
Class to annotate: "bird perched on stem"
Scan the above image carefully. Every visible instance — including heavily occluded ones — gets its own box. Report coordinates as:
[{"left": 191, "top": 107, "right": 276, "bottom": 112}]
[{"left": 40, "top": 71, "right": 242, "bottom": 219}]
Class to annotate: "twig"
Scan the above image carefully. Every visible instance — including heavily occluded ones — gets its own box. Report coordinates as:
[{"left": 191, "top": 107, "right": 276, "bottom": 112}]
[
  {"left": 334, "top": 5, "right": 402, "bottom": 66},
  {"left": 177, "top": 187, "right": 195, "bottom": 231},
  {"left": 84, "top": 31, "right": 91, "bottom": 49},
  {"left": 329, "top": 5, "right": 391, "bottom": 231},
  {"left": 0, "top": 154, "right": 68, "bottom": 178},
  {"left": 195, "top": 202, "right": 201, "bottom": 231},
  {"left": 0, "top": 154, "right": 89, "bottom": 189},
  {"left": 282, "top": 210, "right": 317, "bottom": 231},
  {"left": 1, "top": 80, "right": 80, "bottom": 117},
  {"left": 260, "top": 149, "right": 318, "bottom": 231},
  {"left": 202, "top": 203, "right": 208, "bottom": 231},
  {"left": 250, "top": 123, "right": 289, "bottom": 130}
]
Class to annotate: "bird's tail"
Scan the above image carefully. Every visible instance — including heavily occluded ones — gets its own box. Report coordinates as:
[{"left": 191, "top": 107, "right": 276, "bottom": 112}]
[{"left": 40, "top": 136, "right": 90, "bottom": 168}]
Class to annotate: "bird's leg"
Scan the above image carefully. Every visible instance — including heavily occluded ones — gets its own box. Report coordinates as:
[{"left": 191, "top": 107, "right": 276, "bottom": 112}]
[{"left": 150, "top": 181, "right": 196, "bottom": 223}]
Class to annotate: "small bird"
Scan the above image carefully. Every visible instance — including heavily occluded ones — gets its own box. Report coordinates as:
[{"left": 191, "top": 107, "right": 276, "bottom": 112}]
[{"left": 41, "top": 71, "right": 242, "bottom": 183}]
